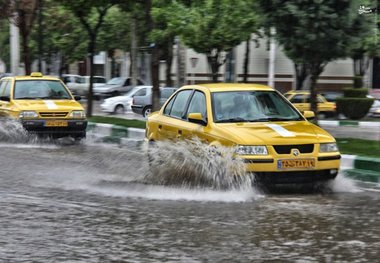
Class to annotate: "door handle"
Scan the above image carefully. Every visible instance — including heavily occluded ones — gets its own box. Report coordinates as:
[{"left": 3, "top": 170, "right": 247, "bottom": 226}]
[
  {"left": 158, "top": 124, "right": 162, "bottom": 129},
  {"left": 178, "top": 130, "right": 182, "bottom": 135}
]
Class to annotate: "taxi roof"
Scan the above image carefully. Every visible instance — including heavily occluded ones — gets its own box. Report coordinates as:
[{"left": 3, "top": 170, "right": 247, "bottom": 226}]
[
  {"left": 285, "top": 90, "right": 310, "bottom": 94},
  {"left": 182, "top": 83, "right": 274, "bottom": 92},
  {"left": 8, "top": 72, "right": 61, "bottom": 81}
]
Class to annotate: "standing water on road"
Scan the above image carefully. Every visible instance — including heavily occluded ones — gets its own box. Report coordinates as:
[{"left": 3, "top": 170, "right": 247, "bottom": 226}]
[{"left": 0, "top": 125, "right": 378, "bottom": 262}]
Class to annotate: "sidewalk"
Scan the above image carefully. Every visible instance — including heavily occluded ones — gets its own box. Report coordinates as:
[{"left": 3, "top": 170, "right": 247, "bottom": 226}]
[{"left": 86, "top": 121, "right": 380, "bottom": 184}]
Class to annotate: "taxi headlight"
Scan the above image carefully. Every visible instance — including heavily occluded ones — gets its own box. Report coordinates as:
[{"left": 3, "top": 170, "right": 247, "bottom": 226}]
[
  {"left": 236, "top": 145, "right": 268, "bottom": 155},
  {"left": 19, "top": 111, "right": 38, "bottom": 119},
  {"left": 69, "top": 110, "right": 86, "bottom": 118},
  {"left": 320, "top": 143, "right": 338, "bottom": 152}
]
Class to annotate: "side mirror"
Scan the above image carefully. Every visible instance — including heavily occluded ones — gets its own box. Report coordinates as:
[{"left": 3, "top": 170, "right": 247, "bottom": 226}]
[
  {"left": 303, "top": 110, "right": 315, "bottom": 120},
  {"left": 74, "top": 95, "right": 81, "bottom": 101},
  {"left": 0, "top": 96, "right": 10, "bottom": 102},
  {"left": 188, "top": 112, "right": 207, "bottom": 126}
]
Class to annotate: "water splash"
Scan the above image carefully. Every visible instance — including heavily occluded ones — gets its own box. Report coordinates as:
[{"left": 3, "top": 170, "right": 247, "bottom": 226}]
[
  {"left": 0, "top": 118, "right": 37, "bottom": 143},
  {"left": 142, "top": 139, "right": 254, "bottom": 191}
]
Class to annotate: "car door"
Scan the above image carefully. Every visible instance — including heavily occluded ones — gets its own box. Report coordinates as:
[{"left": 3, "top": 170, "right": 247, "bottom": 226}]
[
  {"left": 289, "top": 94, "right": 308, "bottom": 112},
  {"left": 179, "top": 90, "right": 210, "bottom": 141},
  {"left": 0, "top": 79, "right": 12, "bottom": 117},
  {"left": 157, "top": 89, "right": 193, "bottom": 140}
]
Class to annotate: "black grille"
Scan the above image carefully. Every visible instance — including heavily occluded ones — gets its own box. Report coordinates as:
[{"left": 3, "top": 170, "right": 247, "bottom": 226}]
[
  {"left": 273, "top": 144, "right": 314, "bottom": 154},
  {"left": 39, "top": 112, "right": 68, "bottom": 118}
]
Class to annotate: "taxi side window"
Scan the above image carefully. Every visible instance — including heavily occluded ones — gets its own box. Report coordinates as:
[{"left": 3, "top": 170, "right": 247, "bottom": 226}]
[
  {"left": 0, "top": 80, "right": 5, "bottom": 96},
  {"left": 0, "top": 80, "right": 10, "bottom": 99},
  {"left": 163, "top": 95, "right": 175, "bottom": 115},
  {"left": 169, "top": 90, "right": 192, "bottom": 119},
  {"left": 3, "top": 81, "right": 11, "bottom": 97},
  {"left": 186, "top": 91, "right": 207, "bottom": 119},
  {"left": 290, "top": 94, "right": 305, "bottom": 103}
]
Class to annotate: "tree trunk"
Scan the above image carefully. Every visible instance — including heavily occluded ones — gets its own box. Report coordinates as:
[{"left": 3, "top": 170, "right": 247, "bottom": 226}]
[
  {"left": 353, "top": 56, "right": 370, "bottom": 88},
  {"left": 130, "top": 18, "right": 138, "bottom": 86},
  {"left": 294, "top": 63, "right": 309, "bottom": 90},
  {"left": 176, "top": 37, "right": 186, "bottom": 87},
  {"left": 207, "top": 54, "right": 220, "bottom": 83},
  {"left": 146, "top": 0, "right": 160, "bottom": 112},
  {"left": 165, "top": 39, "right": 173, "bottom": 87},
  {"left": 243, "top": 38, "right": 250, "bottom": 83},
  {"left": 309, "top": 63, "right": 325, "bottom": 124},
  {"left": 86, "top": 37, "right": 95, "bottom": 118}
]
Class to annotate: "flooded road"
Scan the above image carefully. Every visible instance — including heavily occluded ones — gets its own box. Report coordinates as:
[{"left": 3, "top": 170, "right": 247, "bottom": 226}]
[{"left": 0, "top": 140, "right": 379, "bottom": 262}]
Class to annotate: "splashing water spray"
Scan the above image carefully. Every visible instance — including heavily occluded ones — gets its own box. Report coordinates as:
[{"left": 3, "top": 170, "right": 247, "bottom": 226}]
[{"left": 143, "top": 139, "right": 255, "bottom": 191}]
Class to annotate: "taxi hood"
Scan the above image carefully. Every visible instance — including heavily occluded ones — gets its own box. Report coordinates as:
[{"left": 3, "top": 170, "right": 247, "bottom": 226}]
[
  {"left": 214, "top": 121, "right": 334, "bottom": 145},
  {"left": 13, "top": 99, "right": 84, "bottom": 111}
]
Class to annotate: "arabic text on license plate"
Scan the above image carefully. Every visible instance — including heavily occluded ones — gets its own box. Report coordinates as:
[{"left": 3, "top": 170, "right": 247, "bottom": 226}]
[
  {"left": 277, "top": 159, "right": 315, "bottom": 169},
  {"left": 45, "top": 120, "right": 68, "bottom": 127}
]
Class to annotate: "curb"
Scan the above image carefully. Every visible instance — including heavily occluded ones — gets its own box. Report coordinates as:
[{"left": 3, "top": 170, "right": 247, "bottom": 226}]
[
  {"left": 86, "top": 122, "right": 145, "bottom": 145},
  {"left": 86, "top": 123, "right": 380, "bottom": 183},
  {"left": 319, "top": 120, "right": 380, "bottom": 128},
  {"left": 341, "top": 154, "right": 380, "bottom": 183}
]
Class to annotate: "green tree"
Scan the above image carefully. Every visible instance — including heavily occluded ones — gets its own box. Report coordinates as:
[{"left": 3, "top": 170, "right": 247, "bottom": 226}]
[
  {"left": 178, "top": 0, "right": 257, "bottom": 82},
  {"left": 349, "top": 0, "right": 380, "bottom": 88},
  {"left": 97, "top": 6, "right": 130, "bottom": 78},
  {"left": 30, "top": 0, "right": 87, "bottom": 75},
  {"left": 1, "top": 0, "right": 38, "bottom": 75},
  {"left": 59, "top": 0, "right": 117, "bottom": 117},
  {"left": 258, "top": 0, "right": 368, "bottom": 122},
  {"left": 0, "top": 20, "right": 10, "bottom": 70}
]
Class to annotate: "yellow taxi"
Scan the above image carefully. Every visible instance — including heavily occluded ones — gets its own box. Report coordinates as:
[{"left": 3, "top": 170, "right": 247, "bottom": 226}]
[
  {"left": 0, "top": 72, "right": 87, "bottom": 139},
  {"left": 146, "top": 83, "right": 341, "bottom": 184},
  {"left": 284, "top": 90, "right": 336, "bottom": 118}
]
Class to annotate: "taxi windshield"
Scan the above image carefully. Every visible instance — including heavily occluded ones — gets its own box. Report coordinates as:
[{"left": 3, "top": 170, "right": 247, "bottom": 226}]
[
  {"left": 14, "top": 80, "right": 72, "bottom": 100},
  {"left": 212, "top": 91, "right": 302, "bottom": 123}
]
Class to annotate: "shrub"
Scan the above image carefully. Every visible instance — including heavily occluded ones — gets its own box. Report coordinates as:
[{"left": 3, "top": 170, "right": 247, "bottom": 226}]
[
  {"left": 353, "top": 76, "right": 363, "bottom": 89},
  {"left": 336, "top": 98, "right": 375, "bottom": 120},
  {"left": 343, "top": 88, "right": 368, "bottom": 98}
]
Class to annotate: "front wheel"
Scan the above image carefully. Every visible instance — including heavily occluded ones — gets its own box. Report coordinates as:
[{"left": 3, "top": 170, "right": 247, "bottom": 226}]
[
  {"left": 143, "top": 106, "right": 152, "bottom": 118},
  {"left": 114, "top": 104, "right": 124, "bottom": 114}
]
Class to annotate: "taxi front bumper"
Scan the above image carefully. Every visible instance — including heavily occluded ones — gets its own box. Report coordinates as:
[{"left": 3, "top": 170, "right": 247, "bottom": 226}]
[
  {"left": 242, "top": 155, "right": 341, "bottom": 184},
  {"left": 21, "top": 119, "right": 87, "bottom": 137}
]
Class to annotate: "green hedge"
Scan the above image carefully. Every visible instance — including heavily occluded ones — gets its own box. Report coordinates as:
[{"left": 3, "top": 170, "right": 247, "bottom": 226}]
[
  {"left": 343, "top": 88, "right": 368, "bottom": 98},
  {"left": 336, "top": 98, "right": 375, "bottom": 119}
]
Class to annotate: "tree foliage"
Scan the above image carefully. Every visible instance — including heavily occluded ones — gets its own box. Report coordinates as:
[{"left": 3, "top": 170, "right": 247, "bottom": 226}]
[
  {"left": 58, "top": 0, "right": 117, "bottom": 117},
  {"left": 257, "top": 0, "right": 368, "bottom": 122},
  {"left": 175, "top": 0, "right": 258, "bottom": 82}
]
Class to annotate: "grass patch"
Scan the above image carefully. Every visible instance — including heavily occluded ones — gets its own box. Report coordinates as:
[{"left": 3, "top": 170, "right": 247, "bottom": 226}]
[
  {"left": 337, "top": 138, "right": 380, "bottom": 158},
  {"left": 88, "top": 115, "right": 146, "bottom": 129}
]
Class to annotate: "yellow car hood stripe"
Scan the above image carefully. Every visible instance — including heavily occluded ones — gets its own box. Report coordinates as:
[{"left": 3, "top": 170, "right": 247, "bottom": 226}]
[
  {"left": 43, "top": 100, "right": 58, "bottom": 109},
  {"left": 265, "top": 124, "right": 295, "bottom": 137}
]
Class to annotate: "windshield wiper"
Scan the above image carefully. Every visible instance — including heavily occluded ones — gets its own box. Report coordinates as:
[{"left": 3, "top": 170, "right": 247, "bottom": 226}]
[
  {"left": 14, "top": 97, "right": 36, "bottom": 100},
  {"left": 216, "top": 117, "right": 251, "bottom": 123},
  {"left": 249, "top": 117, "right": 302, "bottom": 122}
]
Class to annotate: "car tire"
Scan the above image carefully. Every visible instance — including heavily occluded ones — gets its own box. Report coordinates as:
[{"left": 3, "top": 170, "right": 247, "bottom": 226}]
[
  {"left": 143, "top": 106, "right": 152, "bottom": 118},
  {"left": 114, "top": 104, "right": 124, "bottom": 114}
]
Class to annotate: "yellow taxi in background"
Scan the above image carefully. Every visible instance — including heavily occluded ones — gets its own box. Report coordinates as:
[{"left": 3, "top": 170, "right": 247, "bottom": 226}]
[
  {"left": 284, "top": 90, "right": 336, "bottom": 118},
  {"left": 146, "top": 83, "right": 341, "bottom": 184},
  {"left": 0, "top": 72, "right": 87, "bottom": 139}
]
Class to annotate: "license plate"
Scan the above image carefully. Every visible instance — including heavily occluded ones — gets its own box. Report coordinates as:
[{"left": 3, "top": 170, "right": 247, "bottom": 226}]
[
  {"left": 45, "top": 120, "right": 68, "bottom": 127},
  {"left": 277, "top": 159, "right": 315, "bottom": 170}
]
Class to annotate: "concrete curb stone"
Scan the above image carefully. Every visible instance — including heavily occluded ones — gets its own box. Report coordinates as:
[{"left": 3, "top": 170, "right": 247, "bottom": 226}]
[
  {"left": 340, "top": 154, "right": 380, "bottom": 183},
  {"left": 319, "top": 120, "right": 380, "bottom": 128}
]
